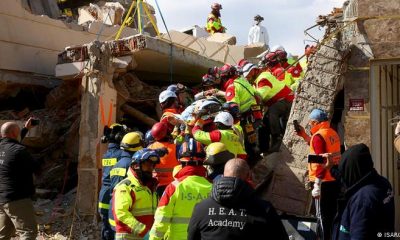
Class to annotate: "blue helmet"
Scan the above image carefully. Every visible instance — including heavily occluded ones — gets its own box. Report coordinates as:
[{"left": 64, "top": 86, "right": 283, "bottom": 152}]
[
  {"left": 178, "top": 138, "right": 206, "bottom": 164},
  {"left": 131, "top": 148, "right": 160, "bottom": 165},
  {"left": 144, "top": 130, "right": 155, "bottom": 146},
  {"left": 309, "top": 108, "right": 328, "bottom": 122}
]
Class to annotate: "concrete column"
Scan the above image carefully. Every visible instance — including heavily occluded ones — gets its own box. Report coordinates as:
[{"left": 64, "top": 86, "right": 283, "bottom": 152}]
[{"left": 76, "top": 41, "right": 117, "bottom": 216}]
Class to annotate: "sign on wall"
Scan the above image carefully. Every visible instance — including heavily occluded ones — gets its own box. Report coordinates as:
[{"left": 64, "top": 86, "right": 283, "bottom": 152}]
[{"left": 349, "top": 99, "right": 365, "bottom": 111}]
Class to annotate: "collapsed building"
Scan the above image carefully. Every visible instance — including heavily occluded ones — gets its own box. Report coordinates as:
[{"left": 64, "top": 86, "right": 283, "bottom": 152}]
[{"left": 0, "top": 0, "right": 399, "bottom": 237}]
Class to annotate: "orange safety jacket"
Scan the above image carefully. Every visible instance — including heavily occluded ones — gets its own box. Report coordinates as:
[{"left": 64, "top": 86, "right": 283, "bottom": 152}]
[
  {"left": 148, "top": 141, "right": 179, "bottom": 187},
  {"left": 309, "top": 121, "right": 341, "bottom": 182}
]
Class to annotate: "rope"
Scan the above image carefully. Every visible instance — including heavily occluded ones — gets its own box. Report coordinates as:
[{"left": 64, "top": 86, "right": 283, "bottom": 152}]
[
  {"left": 154, "top": 0, "right": 173, "bottom": 83},
  {"left": 137, "top": 0, "right": 143, "bottom": 34},
  {"left": 142, "top": 0, "right": 160, "bottom": 36},
  {"left": 115, "top": 0, "right": 136, "bottom": 40}
]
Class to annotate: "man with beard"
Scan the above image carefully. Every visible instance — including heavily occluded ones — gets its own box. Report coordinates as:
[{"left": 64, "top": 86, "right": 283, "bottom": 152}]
[{"left": 111, "top": 148, "right": 160, "bottom": 239}]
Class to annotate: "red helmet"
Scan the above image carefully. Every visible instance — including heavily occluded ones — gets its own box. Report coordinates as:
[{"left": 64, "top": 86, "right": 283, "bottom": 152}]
[
  {"left": 151, "top": 122, "right": 168, "bottom": 141},
  {"left": 237, "top": 59, "right": 249, "bottom": 68},
  {"left": 202, "top": 74, "right": 220, "bottom": 87},
  {"left": 275, "top": 50, "right": 287, "bottom": 61},
  {"left": 262, "top": 52, "right": 279, "bottom": 66},
  {"left": 218, "top": 64, "right": 237, "bottom": 78},
  {"left": 211, "top": 3, "right": 222, "bottom": 10}
]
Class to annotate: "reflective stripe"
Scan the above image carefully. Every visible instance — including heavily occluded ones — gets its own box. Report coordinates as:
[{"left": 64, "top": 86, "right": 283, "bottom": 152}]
[
  {"left": 115, "top": 233, "right": 142, "bottom": 240},
  {"left": 155, "top": 216, "right": 172, "bottom": 223},
  {"left": 154, "top": 168, "right": 174, "bottom": 173},
  {"left": 170, "top": 216, "right": 191, "bottom": 224},
  {"left": 109, "top": 218, "right": 116, "bottom": 227},
  {"left": 98, "top": 202, "right": 110, "bottom": 210},
  {"left": 111, "top": 168, "right": 127, "bottom": 177},
  {"left": 131, "top": 207, "right": 155, "bottom": 215},
  {"left": 102, "top": 158, "right": 117, "bottom": 167}
]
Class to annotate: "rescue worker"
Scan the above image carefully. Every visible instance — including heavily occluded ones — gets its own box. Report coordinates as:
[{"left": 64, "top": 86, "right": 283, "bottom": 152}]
[
  {"left": 188, "top": 158, "right": 289, "bottom": 240},
  {"left": 148, "top": 122, "right": 179, "bottom": 198},
  {"left": 108, "top": 132, "right": 144, "bottom": 229},
  {"left": 194, "top": 74, "right": 225, "bottom": 101},
  {"left": 204, "top": 142, "right": 234, "bottom": 181},
  {"left": 275, "top": 50, "right": 303, "bottom": 89},
  {"left": 149, "top": 138, "right": 212, "bottom": 240},
  {"left": 295, "top": 108, "right": 341, "bottom": 240},
  {"left": 112, "top": 148, "right": 160, "bottom": 240},
  {"left": 192, "top": 111, "right": 247, "bottom": 159},
  {"left": 256, "top": 54, "right": 294, "bottom": 153},
  {"left": 98, "top": 123, "right": 127, "bottom": 240},
  {"left": 218, "top": 64, "right": 263, "bottom": 165},
  {"left": 206, "top": 3, "right": 225, "bottom": 34},
  {"left": 159, "top": 90, "right": 182, "bottom": 137},
  {"left": 248, "top": 14, "right": 269, "bottom": 47}
]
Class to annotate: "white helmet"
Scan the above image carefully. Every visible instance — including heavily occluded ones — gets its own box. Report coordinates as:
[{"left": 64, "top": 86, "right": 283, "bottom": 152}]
[
  {"left": 242, "top": 62, "right": 257, "bottom": 78},
  {"left": 159, "top": 90, "right": 177, "bottom": 104},
  {"left": 270, "top": 45, "right": 285, "bottom": 52},
  {"left": 214, "top": 112, "right": 234, "bottom": 127}
]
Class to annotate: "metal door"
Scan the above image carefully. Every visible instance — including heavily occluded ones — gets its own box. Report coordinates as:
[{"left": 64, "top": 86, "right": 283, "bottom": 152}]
[{"left": 370, "top": 59, "right": 400, "bottom": 231}]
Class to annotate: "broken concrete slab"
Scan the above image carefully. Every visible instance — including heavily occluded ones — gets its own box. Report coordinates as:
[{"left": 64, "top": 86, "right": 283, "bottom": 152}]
[
  {"left": 161, "top": 30, "right": 266, "bottom": 65},
  {"left": 0, "top": 0, "right": 137, "bottom": 76},
  {"left": 207, "top": 33, "right": 237, "bottom": 45}
]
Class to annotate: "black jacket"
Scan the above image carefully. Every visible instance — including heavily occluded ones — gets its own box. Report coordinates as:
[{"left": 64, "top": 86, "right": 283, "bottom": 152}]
[
  {"left": 332, "top": 144, "right": 395, "bottom": 240},
  {"left": 188, "top": 176, "right": 288, "bottom": 240},
  {"left": 0, "top": 138, "right": 40, "bottom": 204}
]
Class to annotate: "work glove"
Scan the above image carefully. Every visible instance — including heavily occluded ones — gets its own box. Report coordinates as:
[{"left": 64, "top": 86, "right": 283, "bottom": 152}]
[{"left": 312, "top": 178, "right": 322, "bottom": 199}]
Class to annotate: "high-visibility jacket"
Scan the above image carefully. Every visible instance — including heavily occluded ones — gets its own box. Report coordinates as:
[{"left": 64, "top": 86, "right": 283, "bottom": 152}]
[
  {"left": 148, "top": 141, "right": 179, "bottom": 187},
  {"left": 309, "top": 121, "right": 341, "bottom": 182},
  {"left": 254, "top": 71, "right": 294, "bottom": 106},
  {"left": 112, "top": 168, "right": 158, "bottom": 240},
  {"left": 206, "top": 13, "right": 224, "bottom": 34},
  {"left": 192, "top": 126, "right": 246, "bottom": 157},
  {"left": 149, "top": 166, "right": 212, "bottom": 240},
  {"left": 108, "top": 150, "right": 135, "bottom": 229},
  {"left": 98, "top": 143, "right": 123, "bottom": 212},
  {"left": 225, "top": 77, "right": 259, "bottom": 114}
]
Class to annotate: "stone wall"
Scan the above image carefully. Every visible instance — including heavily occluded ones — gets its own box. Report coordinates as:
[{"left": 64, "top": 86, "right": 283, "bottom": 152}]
[{"left": 259, "top": 35, "right": 349, "bottom": 215}]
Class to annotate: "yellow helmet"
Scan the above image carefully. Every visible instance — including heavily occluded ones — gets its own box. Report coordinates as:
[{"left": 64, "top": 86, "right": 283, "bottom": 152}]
[
  {"left": 205, "top": 142, "right": 234, "bottom": 165},
  {"left": 120, "top": 132, "right": 144, "bottom": 152}
]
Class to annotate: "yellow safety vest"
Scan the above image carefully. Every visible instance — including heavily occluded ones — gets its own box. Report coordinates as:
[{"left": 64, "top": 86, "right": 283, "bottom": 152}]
[
  {"left": 206, "top": 13, "right": 223, "bottom": 34},
  {"left": 219, "top": 129, "right": 246, "bottom": 156},
  {"left": 254, "top": 71, "right": 286, "bottom": 103},
  {"left": 230, "top": 77, "right": 258, "bottom": 114},
  {"left": 150, "top": 175, "right": 212, "bottom": 240},
  {"left": 113, "top": 169, "right": 158, "bottom": 240}
]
